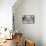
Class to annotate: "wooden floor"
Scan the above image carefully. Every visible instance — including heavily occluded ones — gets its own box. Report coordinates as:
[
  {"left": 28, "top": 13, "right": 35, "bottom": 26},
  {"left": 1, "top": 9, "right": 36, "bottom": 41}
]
[{"left": 0, "top": 39, "right": 16, "bottom": 46}]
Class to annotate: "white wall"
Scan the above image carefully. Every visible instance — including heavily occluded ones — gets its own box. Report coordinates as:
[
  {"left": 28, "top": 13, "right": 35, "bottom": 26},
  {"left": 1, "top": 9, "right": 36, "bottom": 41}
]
[
  {"left": 41, "top": 0, "right": 46, "bottom": 46},
  {"left": 13, "top": 0, "right": 41, "bottom": 46},
  {"left": 0, "top": 0, "right": 16, "bottom": 30}
]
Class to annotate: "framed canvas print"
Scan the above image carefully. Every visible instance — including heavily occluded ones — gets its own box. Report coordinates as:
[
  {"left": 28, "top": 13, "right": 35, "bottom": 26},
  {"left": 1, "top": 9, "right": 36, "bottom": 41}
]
[{"left": 22, "top": 15, "right": 35, "bottom": 24}]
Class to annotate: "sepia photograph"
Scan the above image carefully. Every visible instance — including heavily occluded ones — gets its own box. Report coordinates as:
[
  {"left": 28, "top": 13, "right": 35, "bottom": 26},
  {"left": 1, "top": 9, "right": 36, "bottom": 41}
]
[{"left": 22, "top": 15, "right": 35, "bottom": 24}]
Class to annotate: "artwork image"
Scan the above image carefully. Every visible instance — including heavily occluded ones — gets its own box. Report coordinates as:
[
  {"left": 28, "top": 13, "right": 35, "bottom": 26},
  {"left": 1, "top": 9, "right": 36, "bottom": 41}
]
[{"left": 22, "top": 15, "right": 35, "bottom": 24}]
